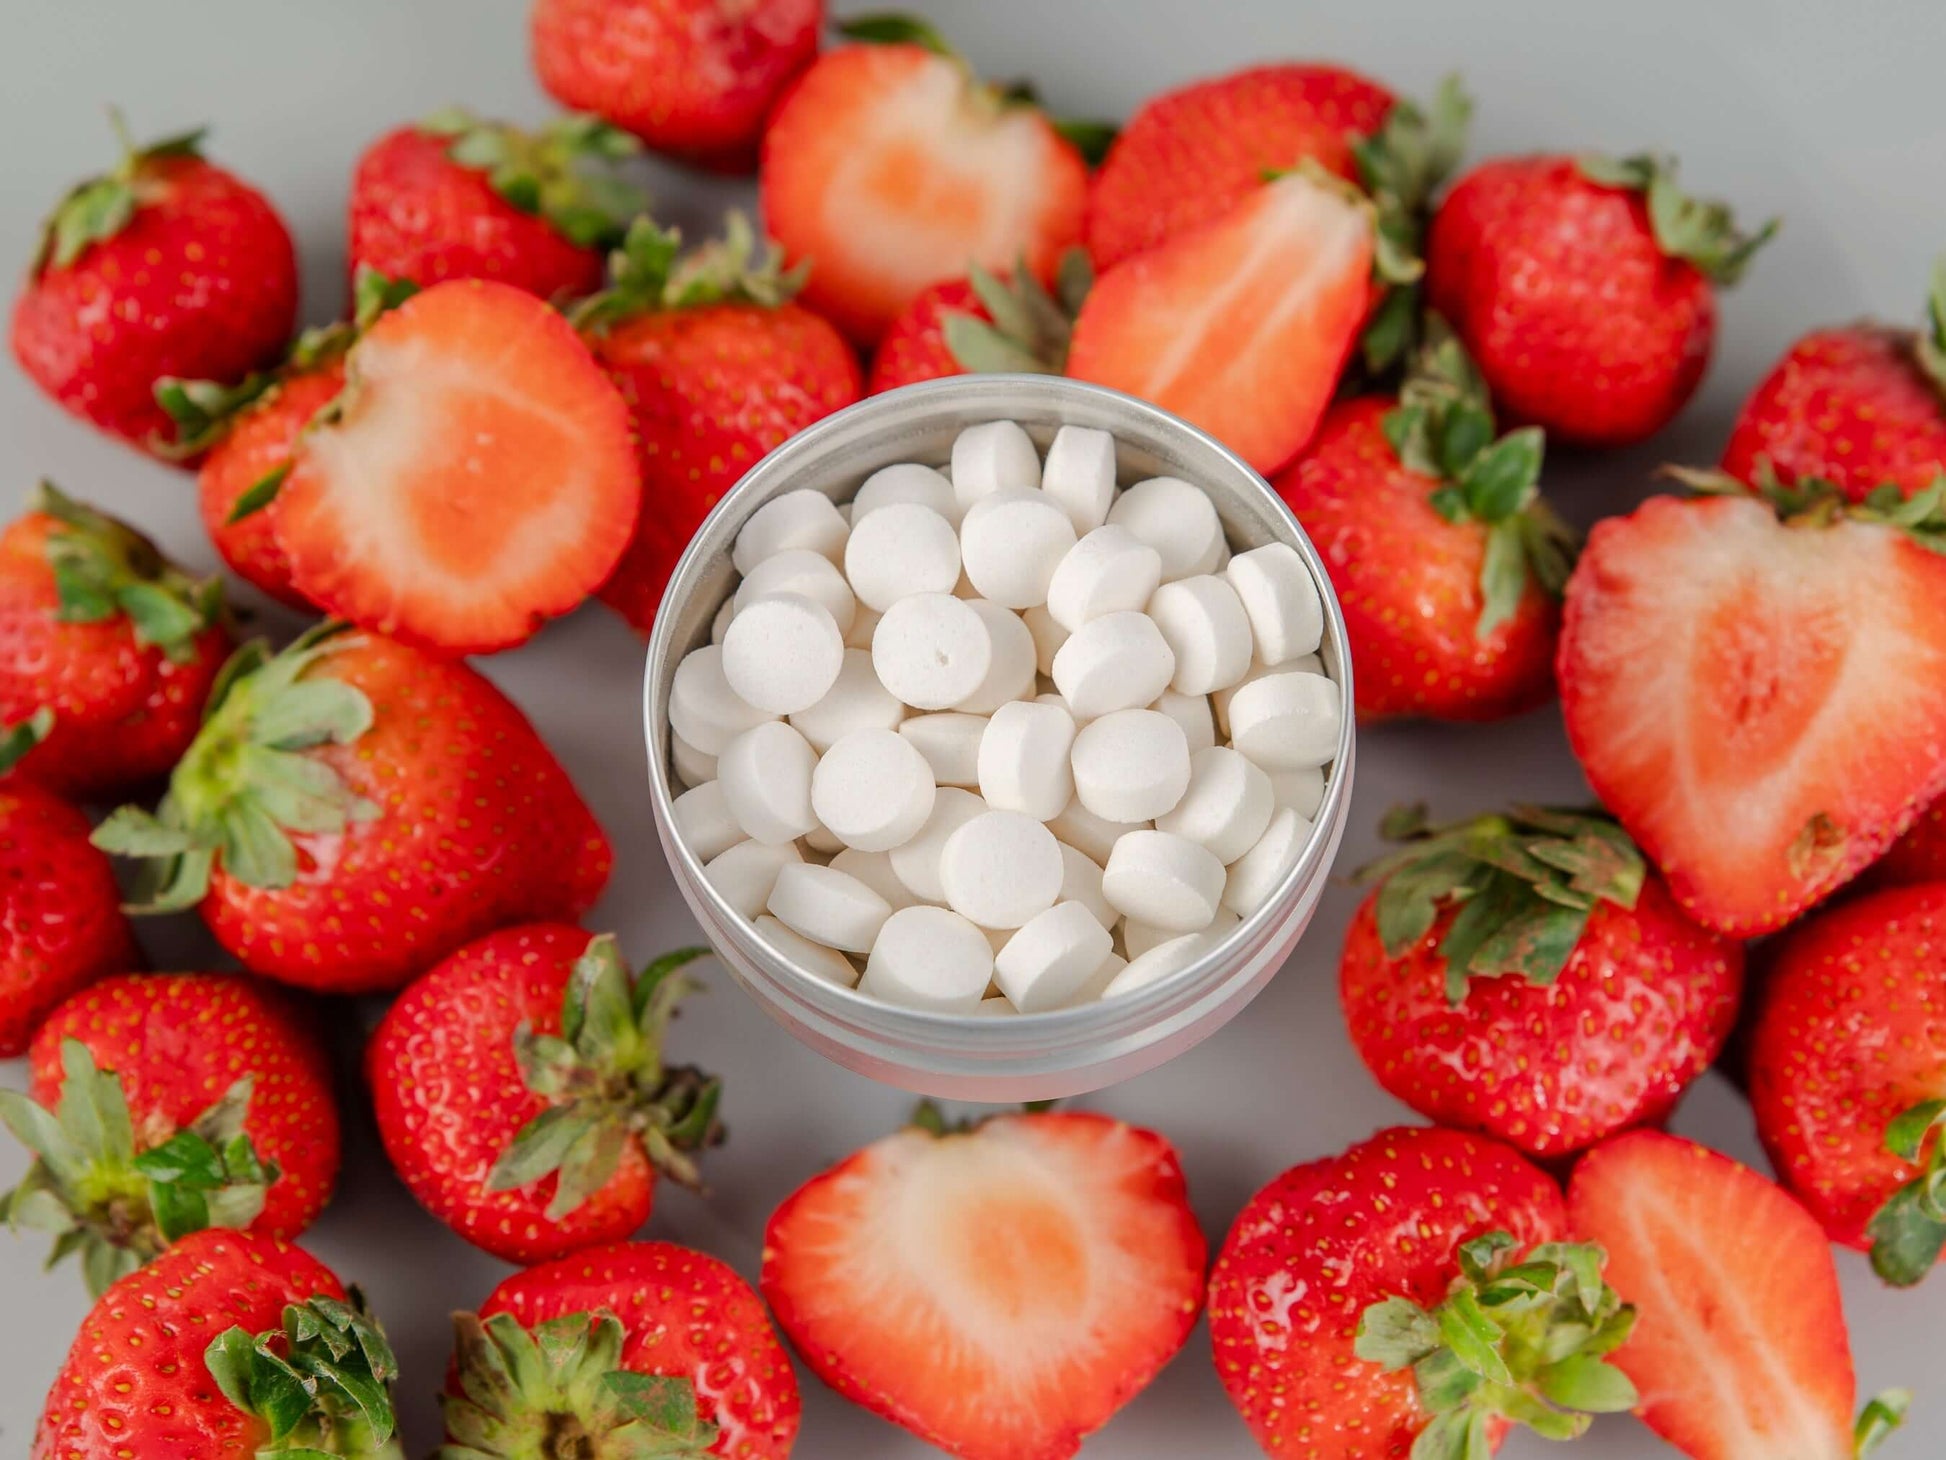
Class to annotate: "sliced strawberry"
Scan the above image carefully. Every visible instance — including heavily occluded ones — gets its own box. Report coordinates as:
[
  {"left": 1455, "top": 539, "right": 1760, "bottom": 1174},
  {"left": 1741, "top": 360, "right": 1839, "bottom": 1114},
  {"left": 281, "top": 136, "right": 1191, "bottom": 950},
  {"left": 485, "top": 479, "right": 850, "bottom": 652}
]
[
  {"left": 1066, "top": 171, "right": 1373, "bottom": 476},
  {"left": 761, "top": 1109, "right": 1205, "bottom": 1460},
  {"left": 274, "top": 279, "right": 639, "bottom": 654},
  {"left": 1568, "top": 1130, "right": 1900, "bottom": 1460},
  {"left": 1559, "top": 492, "right": 1946, "bottom": 935}
]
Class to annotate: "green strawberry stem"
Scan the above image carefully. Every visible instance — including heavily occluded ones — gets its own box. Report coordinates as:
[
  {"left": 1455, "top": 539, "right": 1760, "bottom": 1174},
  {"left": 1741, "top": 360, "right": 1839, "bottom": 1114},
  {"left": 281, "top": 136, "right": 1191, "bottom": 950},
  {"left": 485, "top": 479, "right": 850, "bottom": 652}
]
[
  {"left": 90, "top": 622, "right": 377, "bottom": 912},
  {"left": 206, "top": 1292, "right": 403, "bottom": 1458},
  {"left": 1865, "top": 1098, "right": 1946, "bottom": 1286},
  {"left": 1576, "top": 152, "right": 1778, "bottom": 285},
  {"left": 574, "top": 214, "right": 808, "bottom": 332},
  {"left": 942, "top": 250, "right": 1092, "bottom": 376},
  {"left": 488, "top": 938, "right": 722, "bottom": 1219},
  {"left": 439, "top": 1309, "right": 720, "bottom": 1459},
  {"left": 417, "top": 107, "right": 647, "bottom": 251},
  {"left": 1855, "top": 1390, "right": 1912, "bottom": 1457},
  {"left": 35, "top": 110, "right": 207, "bottom": 271},
  {"left": 34, "top": 481, "right": 225, "bottom": 661},
  {"left": 0, "top": 706, "right": 54, "bottom": 776},
  {"left": 0, "top": 1038, "right": 277, "bottom": 1296},
  {"left": 1355, "top": 1232, "right": 1638, "bottom": 1459},
  {"left": 1354, "top": 804, "right": 1645, "bottom": 1004},
  {"left": 1666, "top": 460, "right": 1946, "bottom": 553}
]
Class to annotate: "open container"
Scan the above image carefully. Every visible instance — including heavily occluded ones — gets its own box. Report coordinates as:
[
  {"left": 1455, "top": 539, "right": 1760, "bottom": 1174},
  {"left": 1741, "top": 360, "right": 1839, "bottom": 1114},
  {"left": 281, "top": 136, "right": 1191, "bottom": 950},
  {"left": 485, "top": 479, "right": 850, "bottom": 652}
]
[{"left": 644, "top": 376, "right": 1356, "bottom": 1100}]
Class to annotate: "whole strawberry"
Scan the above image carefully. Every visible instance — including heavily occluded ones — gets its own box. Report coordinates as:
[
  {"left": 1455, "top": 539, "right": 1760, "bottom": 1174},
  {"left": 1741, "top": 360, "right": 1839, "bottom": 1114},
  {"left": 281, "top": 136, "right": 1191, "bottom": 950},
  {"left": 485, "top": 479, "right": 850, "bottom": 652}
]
[
  {"left": 348, "top": 108, "right": 646, "bottom": 299},
  {"left": 369, "top": 926, "right": 720, "bottom": 1265},
  {"left": 11, "top": 120, "right": 297, "bottom": 453},
  {"left": 444, "top": 1240, "right": 801, "bottom": 1458},
  {"left": 1343, "top": 805, "right": 1742, "bottom": 1158},
  {"left": 0, "top": 776, "right": 136, "bottom": 1054},
  {"left": 33, "top": 1228, "right": 400, "bottom": 1460},
  {"left": 1275, "top": 324, "right": 1574, "bottom": 720},
  {"left": 1722, "top": 258, "right": 1946, "bottom": 501},
  {"left": 0, "top": 483, "right": 230, "bottom": 799},
  {"left": 763, "top": 1107, "right": 1205, "bottom": 1460},
  {"left": 867, "top": 256, "right": 1090, "bottom": 394},
  {"left": 581, "top": 217, "right": 861, "bottom": 632},
  {"left": 1, "top": 973, "right": 337, "bottom": 1294},
  {"left": 1209, "top": 1125, "right": 1638, "bottom": 1457},
  {"left": 531, "top": 0, "right": 822, "bottom": 171},
  {"left": 92, "top": 626, "right": 612, "bottom": 993},
  {"left": 1749, "top": 883, "right": 1946, "bottom": 1286},
  {"left": 1427, "top": 153, "right": 1776, "bottom": 446}
]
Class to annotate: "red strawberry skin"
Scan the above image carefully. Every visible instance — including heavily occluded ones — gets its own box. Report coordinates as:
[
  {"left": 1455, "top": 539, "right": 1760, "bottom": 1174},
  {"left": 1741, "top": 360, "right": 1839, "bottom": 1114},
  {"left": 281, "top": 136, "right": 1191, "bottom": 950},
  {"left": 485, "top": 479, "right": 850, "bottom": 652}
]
[
  {"left": 475, "top": 1241, "right": 802, "bottom": 1459},
  {"left": 30, "top": 972, "right": 340, "bottom": 1240},
  {"left": 367, "top": 923, "right": 655, "bottom": 1264},
  {"left": 1341, "top": 877, "right": 1742, "bottom": 1158},
  {"left": 1208, "top": 1125, "right": 1565, "bottom": 1457},
  {"left": 348, "top": 125, "right": 606, "bottom": 299},
  {"left": 32, "top": 1229, "right": 345, "bottom": 1460},
  {"left": 1749, "top": 883, "right": 1946, "bottom": 1255},
  {"left": 0, "top": 511, "right": 230, "bottom": 800},
  {"left": 201, "top": 637, "right": 611, "bottom": 992},
  {"left": 12, "top": 154, "right": 297, "bottom": 452},
  {"left": 531, "top": 0, "right": 823, "bottom": 171},
  {"left": 867, "top": 277, "right": 987, "bottom": 394},
  {"left": 595, "top": 301, "right": 861, "bottom": 632},
  {"left": 1722, "top": 325, "right": 1946, "bottom": 501},
  {"left": 0, "top": 781, "right": 137, "bottom": 1056},
  {"left": 1275, "top": 397, "right": 1559, "bottom": 721},
  {"left": 1427, "top": 156, "right": 1713, "bottom": 447},
  {"left": 1873, "top": 796, "right": 1946, "bottom": 887},
  {"left": 1086, "top": 62, "right": 1395, "bottom": 272}
]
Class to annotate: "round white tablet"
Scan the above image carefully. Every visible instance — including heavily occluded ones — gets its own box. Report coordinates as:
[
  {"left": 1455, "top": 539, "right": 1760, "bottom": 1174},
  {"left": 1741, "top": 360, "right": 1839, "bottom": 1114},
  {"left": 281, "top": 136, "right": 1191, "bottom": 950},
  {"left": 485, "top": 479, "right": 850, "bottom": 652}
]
[
  {"left": 1102, "top": 932, "right": 1213, "bottom": 998},
  {"left": 1223, "top": 806, "right": 1313, "bottom": 916},
  {"left": 1225, "top": 542, "right": 1324, "bottom": 665},
  {"left": 952, "top": 600, "right": 1038, "bottom": 714},
  {"left": 733, "top": 489, "right": 849, "bottom": 576},
  {"left": 789, "top": 648, "right": 907, "bottom": 752},
  {"left": 1050, "top": 611, "right": 1176, "bottom": 719},
  {"left": 669, "top": 732, "right": 718, "bottom": 789},
  {"left": 1213, "top": 654, "right": 1321, "bottom": 735},
  {"left": 767, "top": 862, "right": 894, "bottom": 954},
  {"left": 1021, "top": 604, "right": 1069, "bottom": 677},
  {"left": 844, "top": 604, "right": 882, "bottom": 650},
  {"left": 1148, "top": 574, "right": 1254, "bottom": 695},
  {"left": 1124, "top": 905, "right": 1239, "bottom": 960},
  {"left": 1071, "top": 708, "right": 1191, "bottom": 822},
  {"left": 810, "top": 728, "right": 937, "bottom": 852},
  {"left": 669, "top": 644, "right": 774, "bottom": 754},
  {"left": 939, "top": 810, "right": 1064, "bottom": 929},
  {"left": 828, "top": 848, "right": 918, "bottom": 912},
  {"left": 993, "top": 901, "right": 1114, "bottom": 1012},
  {"left": 801, "top": 822, "right": 843, "bottom": 858},
  {"left": 950, "top": 420, "right": 1041, "bottom": 511},
  {"left": 717, "top": 721, "right": 819, "bottom": 845},
  {"left": 734, "top": 548, "right": 857, "bottom": 635},
  {"left": 671, "top": 780, "right": 742, "bottom": 863},
  {"left": 1057, "top": 842, "right": 1116, "bottom": 930},
  {"left": 1267, "top": 765, "right": 1327, "bottom": 820},
  {"left": 844, "top": 501, "right": 962, "bottom": 612},
  {"left": 704, "top": 839, "right": 802, "bottom": 919},
  {"left": 1156, "top": 746, "right": 1275, "bottom": 864},
  {"left": 710, "top": 596, "right": 734, "bottom": 645},
  {"left": 1227, "top": 672, "right": 1342, "bottom": 769},
  {"left": 1106, "top": 476, "right": 1224, "bottom": 582},
  {"left": 1151, "top": 689, "right": 1216, "bottom": 756},
  {"left": 1101, "top": 830, "right": 1226, "bottom": 932},
  {"left": 1039, "top": 424, "right": 1118, "bottom": 534},
  {"left": 1045, "top": 525, "right": 1163, "bottom": 632},
  {"left": 898, "top": 712, "right": 987, "bottom": 788},
  {"left": 871, "top": 593, "right": 993, "bottom": 710},
  {"left": 852, "top": 462, "right": 957, "bottom": 522},
  {"left": 977, "top": 698, "right": 1076, "bottom": 820},
  {"left": 1045, "top": 794, "right": 1148, "bottom": 865},
  {"left": 721, "top": 593, "right": 845, "bottom": 715},
  {"left": 887, "top": 787, "right": 986, "bottom": 903},
  {"left": 861, "top": 905, "right": 995, "bottom": 1012},
  {"left": 753, "top": 915, "right": 859, "bottom": 988},
  {"left": 960, "top": 491, "right": 1077, "bottom": 609}
]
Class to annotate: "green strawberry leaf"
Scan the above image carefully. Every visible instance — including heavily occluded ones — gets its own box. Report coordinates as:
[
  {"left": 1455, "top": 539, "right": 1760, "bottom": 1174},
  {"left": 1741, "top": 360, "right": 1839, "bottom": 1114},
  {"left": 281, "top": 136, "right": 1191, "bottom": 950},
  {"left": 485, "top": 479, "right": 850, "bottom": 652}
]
[
  {"left": 1856, "top": 1390, "right": 1913, "bottom": 1457},
  {"left": 1578, "top": 152, "right": 1778, "bottom": 285},
  {"left": 576, "top": 214, "right": 806, "bottom": 331},
  {"left": 1052, "top": 117, "right": 1119, "bottom": 166},
  {"left": 1918, "top": 256, "right": 1946, "bottom": 397},
  {"left": 423, "top": 107, "right": 646, "bottom": 252},
  {"left": 1867, "top": 1098, "right": 1946, "bottom": 1286},
  {"left": 0, "top": 706, "right": 54, "bottom": 776},
  {"left": 837, "top": 12, "right": 958, "bottom": 57},
  {"left": 35, "top": 481, "right": 224, "bottom": 662},
  {"left": 207, "top": 1292, "right": 398, "bottom": 1453}
]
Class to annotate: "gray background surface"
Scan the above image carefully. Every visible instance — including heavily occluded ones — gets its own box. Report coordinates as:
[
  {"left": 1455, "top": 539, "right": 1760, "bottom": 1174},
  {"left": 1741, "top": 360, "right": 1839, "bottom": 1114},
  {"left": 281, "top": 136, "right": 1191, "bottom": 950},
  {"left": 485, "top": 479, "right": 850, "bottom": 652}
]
[{"left": 2, "top": 1, "right": 1942, "bottom": 1454}]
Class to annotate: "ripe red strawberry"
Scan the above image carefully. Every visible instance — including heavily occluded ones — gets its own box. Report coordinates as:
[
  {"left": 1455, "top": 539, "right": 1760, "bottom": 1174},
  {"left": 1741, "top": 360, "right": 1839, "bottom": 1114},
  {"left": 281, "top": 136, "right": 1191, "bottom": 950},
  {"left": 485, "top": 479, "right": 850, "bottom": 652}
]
[
  {"left": 2, "top": 972, "right": 338, "bottom": 1294},
  {"left": 1427, "top": 153, "right": 1776, "bottom": 446},
  {"left": 1342, "top": 805, "right": 1742, "bottom": 1158},
  {"left": 368, "top": 926, "right": 720, "bottom": 1266},
  {"left": 866, "top": 256, "right": 1091, "bottom": 394},
  {"left": 11, "top": 121, "right": 297, "bottom": 455},
  {"left": 1210, "top": 1125, "right": 1638, "bottom": 1457},
  {"left": 1274, "top": 326, "right": 1574, "bottom": 721},
  {"left": 1067, "top": 170, "right": 1374, "bottom": 475},
  {"left": 348, "top": 108, "right": 647, "bottom": 299},
  {"left": 531, "top": 0, "right": 822, "bottom": 172},
  {"left": 762, "top": 1107, "right": 1205, "bottom": 1460},
  {"left": 0, "top": 484, "right": 230, "bottom": 800},
  {"left": 1558, "top": 485, "right": 1946, "bottom": 935},
  {"left": 32, "top": 1229, "right": 399, "bottom": 1460},
  {"left": 1086, "top": 62, "right": 1396, "bottom": 272},
  {"left": 1748, "top": 883, "right": 1946, "bottom": 1286},
  {"left": 266, "top": 278, "right": 641, "bottom": 654},
  {"left": 1568, "top": 1130, "right": 1909, "bottom": 1460},
  {"left": 1722, "top": 260, "right": 1946, "bottom": 501},
  {"left": 581, "top": 217, "right": 861, "bottom": 632},
  {"left": 92, "top": 627, "right": 612, "bottom": 993},
  {"left": 759, "top": 15, "right": 1090, "bottom": 344},
  {"left": 447, "top": 1240, "right": 800, "bottom": 1458},
  {"left": 1873, "top": 796, "right": 1946, "bottom": 887}
]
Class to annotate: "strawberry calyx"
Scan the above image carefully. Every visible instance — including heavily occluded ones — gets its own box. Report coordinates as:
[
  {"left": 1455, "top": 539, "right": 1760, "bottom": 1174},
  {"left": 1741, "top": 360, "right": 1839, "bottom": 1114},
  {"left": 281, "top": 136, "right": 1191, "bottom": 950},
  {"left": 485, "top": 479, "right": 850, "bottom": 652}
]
[
  {"left": 206, "top": 1290, "right": 403, "bottom": 1458},
  {"left": 1382, "top": 321, "right": 1576, "bottom": 634},
  {"left": 573, "top": 214, "right": 808, "bottom": 332},
  {"left": 1855, "top": 1391, "right": 1913, "bottom": 1457},
  {"left": 487, "top": 937, "right": 722, "bottom": 1219},
  {"left": 1356, "top": 1231, "right": 1638, "bottom": 1459},
  {"left": 1576, "top": 152, "right": 1778, "bottom": 285},
  {"left": 35, "top": 480, "right": 225, "bottom": 662},
  {"left": 0, "top": 1037, "right": 278, "bottom": 1297},
  {"left": 439, "top": 1309, "right": 720, "bottom": 1459},
  {"left": 419, "top": 106, "right": 647, "bottom": 250},
  {"left": 34, "top": 110, "right": 207, "bottom": 272},
  {"left": 1865, "top": 1097, "right": 1946, "bottom": 1286},
  {"left": 1668, "top": 460, "right": 1946, "bottom": 550},
  {"left": 1354, "top": 803, "right": 1645, "bottom": 1004},
  {"left": 943, "top": 250, "right": 1092, "bottom": 375},
  {"left": 90, "top": 622, "right": 378, "bottom": 912},
  {"left": 0, "top": 706, "right": 54, "bottom": 776}
]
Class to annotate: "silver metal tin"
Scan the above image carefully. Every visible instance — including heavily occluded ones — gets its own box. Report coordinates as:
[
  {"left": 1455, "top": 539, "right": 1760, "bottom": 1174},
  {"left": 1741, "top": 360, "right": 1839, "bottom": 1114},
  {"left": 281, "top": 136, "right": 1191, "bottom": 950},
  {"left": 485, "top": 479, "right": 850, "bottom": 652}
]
[{"left": 644, "top": 376, "right": 1356, "bottom": 1100}]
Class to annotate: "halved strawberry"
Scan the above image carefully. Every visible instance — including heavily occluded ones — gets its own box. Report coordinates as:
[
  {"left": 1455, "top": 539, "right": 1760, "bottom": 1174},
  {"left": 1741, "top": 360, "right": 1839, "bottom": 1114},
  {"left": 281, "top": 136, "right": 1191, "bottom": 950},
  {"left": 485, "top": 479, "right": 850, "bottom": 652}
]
[
  {"left": 761, "top": 1108, "right": 1206, "bottom": 1460},
  {"left": 1065, "top": 170, "right": 1373, "bottom": 476},
  {"left": 1568, "top": 1130, "right": 1908, "bottom": 1460},
  {"left": 272, "top": 278, "right": 640, "bottom": 654},
  {"left": 1558, "top": 487, "right": 1946, "bottom": 935},
  {"left": 759, "top": 17, "right": 1090, "bottom": 345}
]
